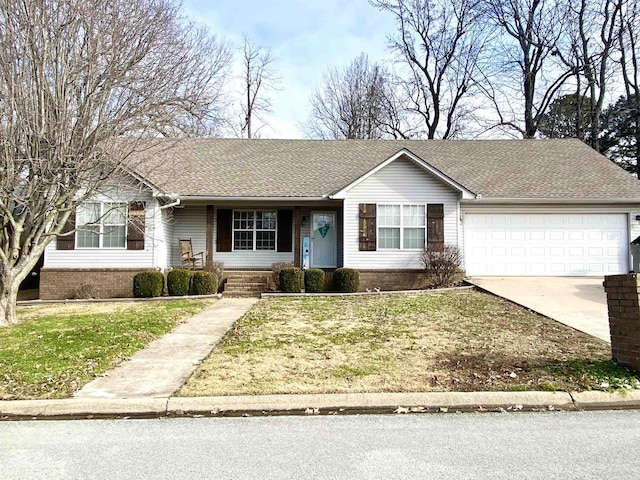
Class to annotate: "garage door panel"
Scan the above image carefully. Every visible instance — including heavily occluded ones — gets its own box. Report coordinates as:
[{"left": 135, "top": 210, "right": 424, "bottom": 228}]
[{"left": 464, "top": 213, "right": 628, "bottom": 276}]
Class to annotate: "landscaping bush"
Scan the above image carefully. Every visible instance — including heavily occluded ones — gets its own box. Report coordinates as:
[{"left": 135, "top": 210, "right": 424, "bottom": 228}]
[
  {"left": 207, "top": 261, "right": 224, "bottom": 282},
  {"left": 74, "top": 284, "right": 98, "bottom": 300},
  {"left": 304, "top": 269, "right": 325, "bottom": 293},
  {"left": 420, "top": 244, "right": 462, "bottom": 288},
  {"left": 279, "top": 267, "right": 302, "bottom": 293},
  {"left": 190, "top": 271, "right": 218, "bottom": 295},
  {"left": 333, "top": 268, "right": 360, "bottom": 293},
  {"left": 133, "top": 271, "right": 164, "bottom": 298},
  {"left": 167, "top": 269, "right": 192, "bottom": 296},
  {"left": 272, "top": 261, "right": 294, "bottom": 290}
]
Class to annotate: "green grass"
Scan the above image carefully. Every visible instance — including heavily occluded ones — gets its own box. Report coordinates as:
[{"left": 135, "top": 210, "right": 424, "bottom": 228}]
[{"left": 0, "top": 299, "right": 213, "bottom": 399}]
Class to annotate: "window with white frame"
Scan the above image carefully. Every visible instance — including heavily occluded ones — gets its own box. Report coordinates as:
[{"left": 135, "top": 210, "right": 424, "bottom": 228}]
[
  {"left": 378, "top": 204, "right": 426, "bottom": 249},
  {"left": 76, "top": 202, "right": 127, "bottom": 248},
  {"left": 233, "top": 210, "right": 277, "bottom": 251}
]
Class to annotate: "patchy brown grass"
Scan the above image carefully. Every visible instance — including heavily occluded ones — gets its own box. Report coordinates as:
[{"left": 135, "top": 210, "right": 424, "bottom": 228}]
[{"left": 179, "top": 290, "right": 638, "bottom": 397}]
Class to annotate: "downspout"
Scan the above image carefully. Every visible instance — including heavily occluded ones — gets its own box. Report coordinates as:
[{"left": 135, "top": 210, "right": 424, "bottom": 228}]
[{"left": 160, "top": 197, "right": 181, "bottom": 209}]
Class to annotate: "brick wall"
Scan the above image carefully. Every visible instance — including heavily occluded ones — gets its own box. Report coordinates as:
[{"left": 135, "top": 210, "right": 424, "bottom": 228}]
[
  {"left": 40, "top": 268, "right": 153, "bottom": 300},
  {"left": 603, "top": 274, "right": 640, "bottom": 371},
  {"left": 358, "top": 270, "right": 433, "bottom": 291}
]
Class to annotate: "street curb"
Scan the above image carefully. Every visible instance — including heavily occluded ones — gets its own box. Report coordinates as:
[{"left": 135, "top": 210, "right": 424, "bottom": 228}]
[
  {"left": 3, "top": 390, "right": 639, "bottom": 420},
  {"left": 167, "top": 391, "right": 575, "bottom": 416},
  {"left": 0, "top": 398, "right": 167, "bottom": 419},
  {"left": 571, "top": 390, "right": 640, "bottom": 409}
]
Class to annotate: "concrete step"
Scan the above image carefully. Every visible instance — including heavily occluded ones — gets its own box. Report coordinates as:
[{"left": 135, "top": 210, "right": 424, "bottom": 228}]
[
  {"left": 225, "top": 282, "right": 267, "bottom": 288},
  {"left": 225, "top": 285, "right": 267, "bottom": 292},
  {"left": 227, "top": 277, "right": 269, "bottom": 284},
  {"left": 224, "top": 291, "right": 263, "bottom": 298}
]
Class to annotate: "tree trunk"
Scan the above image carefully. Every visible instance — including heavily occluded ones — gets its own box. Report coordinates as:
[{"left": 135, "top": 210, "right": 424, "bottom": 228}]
[{"left": 0, "top": 277, "right": 19, "bottom": 326}]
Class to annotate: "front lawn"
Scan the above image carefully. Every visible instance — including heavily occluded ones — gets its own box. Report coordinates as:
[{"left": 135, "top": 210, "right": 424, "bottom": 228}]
[
  {"left": 0, "top": 299, "right": 213, "bottom": 399},
  {"left": 179, "top": 290, "right": 638, "bottom": 396}
]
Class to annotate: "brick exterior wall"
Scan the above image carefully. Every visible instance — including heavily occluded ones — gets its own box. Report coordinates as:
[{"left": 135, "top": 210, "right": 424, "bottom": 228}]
[
  {"left": 357, "top": 270, "right": 433, "bottom": 291},
  {"left": 603, "top": 274, "right": 640, "bottom": 371},
  {"left": 40, "top": 268, "right": 154, "bottom": 300}
]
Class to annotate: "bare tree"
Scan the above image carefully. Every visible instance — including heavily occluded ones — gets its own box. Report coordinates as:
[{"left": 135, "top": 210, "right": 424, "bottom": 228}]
[
  {"left": 238, "top": 35, "right": 279, "bottom": 138},
  {"left": 482, "top": 0, "right": 574, "bottom": 138},
  {"left": 558, "top": 0, "right": 623, "bottom": 151},
  {"left": 0, "top": 0, "right": 232, "bottom": 326},
  {"left": 371, "top": 0, "right": 488, "bottom": 139},
  {"left": 618, "top": 0, "right": 640, "bottom": 177},
  {"left": 304, "top": 54, "right": 413, "bottom": 139}
]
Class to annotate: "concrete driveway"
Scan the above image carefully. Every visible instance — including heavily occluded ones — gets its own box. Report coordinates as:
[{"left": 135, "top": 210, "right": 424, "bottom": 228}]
[{"left": 468, "top": 277, "right": 610, "bottom": 342}]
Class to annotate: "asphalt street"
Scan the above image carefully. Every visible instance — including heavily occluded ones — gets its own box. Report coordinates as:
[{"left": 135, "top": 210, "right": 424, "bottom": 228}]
[{"left": 2, "top": 410, "right": 639, "bottom": 479}]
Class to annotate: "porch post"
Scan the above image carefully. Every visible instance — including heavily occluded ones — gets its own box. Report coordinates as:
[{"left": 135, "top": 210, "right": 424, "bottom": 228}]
[
  {"left": 294, "top": 206, "right": 301, "bottom": 267},
  {"left": 206, "top": 205, "right": 214, "bottom": 268}
]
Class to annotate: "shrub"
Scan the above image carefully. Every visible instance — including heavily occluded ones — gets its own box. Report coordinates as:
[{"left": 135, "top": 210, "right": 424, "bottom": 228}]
[
  {"left": 133, "top": 271, "right": 164, "bottom": 298},
  {"left": 304, "top": 269, "right": 325, "bottom": 293},
  {"left": 420, "top": 244, "right": 463, "bottom": 288},
  {"left": 167, "top": 269, "right": 192, "bottom": 296},
  {"left": 190, "top": 271, "right": 219, "bottom": 295},
  {"left": 279, "top": 267, "right": 302, "bottom": 293},
  {"left": 207, "top": 261, "right": 224, "bottom": 282},
  {"left": 74, "top": 284, "right": 98, "bottom": 300},
  {"left": 334, "top": 268, "right": 360, "bottom": 293},
  {"left": 272, "top": 261, "right": 294, "bottom": 290}
]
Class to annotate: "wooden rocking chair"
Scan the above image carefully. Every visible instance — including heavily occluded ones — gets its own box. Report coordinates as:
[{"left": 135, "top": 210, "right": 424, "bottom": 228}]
[{"left": 179, "top": 238, "right": 204, "bottom": 270}]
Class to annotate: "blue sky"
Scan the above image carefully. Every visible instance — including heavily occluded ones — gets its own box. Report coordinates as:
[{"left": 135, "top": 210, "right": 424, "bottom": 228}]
[{"left": 184, "top": 0, "right": 396, "bottom": 138}]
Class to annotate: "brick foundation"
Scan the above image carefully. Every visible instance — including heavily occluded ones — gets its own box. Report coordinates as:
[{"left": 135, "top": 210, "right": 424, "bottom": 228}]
[
  {"left": 603, "top": 274, "right": 640, "bottom": 371},
  {"left": 357, "top": 270, "right": 434, "bottom": 291},
  {"left": 40, "top": 268, "right": 154, "bottom": 300}
]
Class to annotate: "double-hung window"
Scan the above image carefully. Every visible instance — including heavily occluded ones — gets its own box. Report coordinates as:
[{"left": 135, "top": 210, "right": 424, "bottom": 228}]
[
  {"left": 76, "top": 202, "right": 127, "bottom": 248},
  {"left": 378, "top": 204, "right": 426, "bottom": 250},
  {"left": 233, "top": 210, "right": 277, "bottom": 251}
]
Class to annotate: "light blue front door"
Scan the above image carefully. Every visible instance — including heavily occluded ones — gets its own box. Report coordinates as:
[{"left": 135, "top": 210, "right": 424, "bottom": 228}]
[{"left": 311, "top": 212, "right": 337, "bottom": 268}]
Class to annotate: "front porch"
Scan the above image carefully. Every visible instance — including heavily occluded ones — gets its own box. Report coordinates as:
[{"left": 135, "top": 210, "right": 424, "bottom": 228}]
[{"left": 170, "top": 202, "right": 344, "bottom": 272}]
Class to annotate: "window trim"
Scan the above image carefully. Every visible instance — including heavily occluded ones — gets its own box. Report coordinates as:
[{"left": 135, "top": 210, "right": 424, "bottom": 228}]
[
  {"left": 376, "top": 203, "right": 427, "bottom": 251},
  {"left": 232, "top": 209, "right": 278, "bottom": 252},
  {"left": 75, "top": 202, "right": 128, "bottom": 249}
]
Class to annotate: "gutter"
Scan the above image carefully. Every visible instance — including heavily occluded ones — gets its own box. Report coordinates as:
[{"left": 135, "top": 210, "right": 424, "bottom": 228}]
[
  {"left": 461, "top": 198, "right": 640, "bottom": 205},
  {"left": 177, "top": 195, "right": 335, "bottom": 202}
]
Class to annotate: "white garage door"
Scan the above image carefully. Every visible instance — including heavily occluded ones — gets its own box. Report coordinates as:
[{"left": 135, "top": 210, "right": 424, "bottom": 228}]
[{"left": 464, "top": 213, "right": 628, "bottom": 276}]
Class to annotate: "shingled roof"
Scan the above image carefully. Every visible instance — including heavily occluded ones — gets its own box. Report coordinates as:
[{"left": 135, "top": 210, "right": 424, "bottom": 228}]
[{"left": 130, "top": 138, "right": 640, "bottom": 201}]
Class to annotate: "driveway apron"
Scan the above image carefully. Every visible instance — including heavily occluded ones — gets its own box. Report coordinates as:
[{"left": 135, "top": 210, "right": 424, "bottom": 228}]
[
  {"left": 74, "top": 298, "right": 258, "bottom": 399},
  {"left": 468, "top": 277, "right": 610, "bottom": 342}
]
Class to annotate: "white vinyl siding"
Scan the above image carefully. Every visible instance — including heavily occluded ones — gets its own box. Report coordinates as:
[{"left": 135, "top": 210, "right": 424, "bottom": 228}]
[
  {"left": 44, "top": 192, "right": 158, "bottom": 269},
  {"left": 344, "top": 157, "right": 460, "bottom": 269},
  {"left": 170, "top": 205, "right": 208, "bottom": 267}
]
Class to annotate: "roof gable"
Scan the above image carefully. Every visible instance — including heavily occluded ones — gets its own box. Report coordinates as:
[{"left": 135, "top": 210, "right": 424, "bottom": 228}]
[{"left": 331, "top": 149, "right": 476, "bottom": 199}]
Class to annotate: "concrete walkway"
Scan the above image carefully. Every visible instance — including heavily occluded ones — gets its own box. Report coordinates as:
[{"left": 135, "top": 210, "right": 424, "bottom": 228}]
[
  {"left": 468, "top": 277, "right": 610, "bottom": 342},
  {"left": 74, "top": 298, "right": 258, "bottom": 399}
]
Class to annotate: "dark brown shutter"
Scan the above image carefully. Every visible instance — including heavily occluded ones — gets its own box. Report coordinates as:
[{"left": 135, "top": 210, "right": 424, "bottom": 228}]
[
  {"left": 216, "top": 209, "right": 232, "bottom": 252},
  {"left": 359, "top": 203, "right": 377, "bottom": 251},
  {"left": 56, "top": 211, "right": 76, "bottom": 250},
  {"left": 127, "top": 201, "right": 146, "bottom": 250},
  {"left": 206, "top": 205, "right": 214, "bottom": 267},
  {"left": 427, "top": 204, "right": 444, "bottom": 251},
  {"left": 277, "top": 209, "right": 293, "bottom": 252}
]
